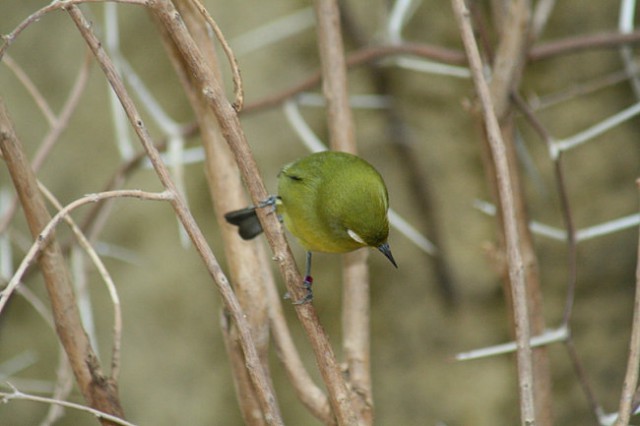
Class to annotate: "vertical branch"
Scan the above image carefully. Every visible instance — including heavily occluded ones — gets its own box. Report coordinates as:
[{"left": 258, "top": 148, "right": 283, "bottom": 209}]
[
  {"left": 151, "top": 1, "right": 273, "bottom": 423},
  {"left": 147, "top": 1, "right": 357, "bottom": 424},
  {"left": 614, "top": 180, "right": 640, "bottom": 426},
  {"left": 450, "top": 1, "right": 536, "bottom": 425},
  {"left": 64, "top": 5, "right": 283, "bottom": 425},
  {"left": 489, "top": 0, "right": 531, "bottom": 119},
  {"left": 313, "top": 0, "right": 372, "bottom": 423},
  {"left": 313, "top": 0, "right": 355, "bottom": 148},
  {"left": 488, "top": 1, "right": 554, "bottom": 423},
  {"left": 341, "top": 252, "right": 372, "bottom": 412},
  {"left": 339, "top": 2, "right": 457, "bottom": 305},
  {"left": 0, "top": 99, "right": 125, "bottom": 426},
  {"left": 513, "top": 91, "right": 604, "bottom": 423},
  {"left": 150, "top": 2, "right": 328, "bottom": 424}
]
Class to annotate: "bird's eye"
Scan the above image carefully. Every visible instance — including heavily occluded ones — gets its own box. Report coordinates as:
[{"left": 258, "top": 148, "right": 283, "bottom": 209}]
[{"left": 286, "top": 173, "right": 303, "bottom": 182}]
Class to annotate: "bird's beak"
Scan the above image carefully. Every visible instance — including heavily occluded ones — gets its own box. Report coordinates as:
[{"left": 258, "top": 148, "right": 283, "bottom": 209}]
[{"left": 377, "top": 242, "right": 398, "bottom": 268}]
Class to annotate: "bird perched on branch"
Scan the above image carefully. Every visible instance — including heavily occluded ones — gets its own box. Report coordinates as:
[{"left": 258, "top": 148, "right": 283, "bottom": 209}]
[{"left": 225, "top": 151, "right": 397, "bottom": 303}]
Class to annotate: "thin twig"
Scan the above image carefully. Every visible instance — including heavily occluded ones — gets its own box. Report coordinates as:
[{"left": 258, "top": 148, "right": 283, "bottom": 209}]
[
  {"left": 0, "top": 98, "right": 126, "bottom": 424},
  {"left": 510, "top": 93, "right": 578, "bottom": 325},
  {"left": 38, "top": 183, "right": 124, "bottom": 381},
  {"left": 565, "top": 338, "right": 606, "bottom": 422},
  {"left": 475, "top": 200, "right": 640, "bottom": 242},
  {"left": 551, "top": 101, "right": 640, "bottom": 154},
  {"left": 0, "top": 189, "right": 173, "bottom": 315},
  {"left": 455, "top": 326, "right": 569, "bottom": 361},
  {"left": 65, "top": 4, "right": 283, "bottom": 424},
  {"left": 450, "top": 1, "right": 536, "bottom": 424},
  {"left": 530, "top": 29, "right": 640, "bottom": 60},
  {"left": 104, "top": 2, "right": 136, "bottom": 160},
  {"left": 243, "top": 43, "right": 466, "bottom": 113},
  {"left": 161, "top": 1, "right": 275, "bottom": 423},
  {"left": 0, "top": 49, "right": 92, "bottom": 234},
  {"left": 148, "top": 1, "right": 363, "bottom": 424},
  {"left": 0, "top": 0, "right": 149, "bottom": 60},
  {"left": 313, "top": 0, "right": 371, "bottom": 423},
  {"left": 1, "top": 383, "right": 136, "bottom": 426},
  {"left": 498, "top": 96, "right": 607, "bottom": 424},
  {"left": 613, "top": 179, "right": 640, "bottom": 425},
  {"left": 38, "top": 348, "right": 74, "bottom": 426},
  {"left": 231, "top": 7, "right": 315, "bottom": 56},
  {"left": 526, "top": 68, "right": 633, "bottom": 113},
  {"left": 339, "top": 0, "right": 456, "bottom": 304},
  {"left": 188, "top": 0, "right": 244, "bottom": 111},
  {"left": 531, "top": 0, "right": 556, "bottom": 39},
  {"left": 242, "top": 30, "right": 640, "bottom": 114},
  {"left": 618, "top": 0, "right": 640, "bottom": 99},
  {"left": 2, "top": 54, "right": 56, "bottom": 125}
]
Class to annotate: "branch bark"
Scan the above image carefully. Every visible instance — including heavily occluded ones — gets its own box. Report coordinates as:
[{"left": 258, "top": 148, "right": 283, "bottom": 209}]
[
  {"left": 147, "top": 1, "right": 359, "bottom": 424},
  {"left": 450, "top": 1, "right": 536, "bottom": 424},
  {"left": 64, "top": 4, "right": 283, "bottom": 424},
  {"left": 614, "top": 180, "right": 640, "bottom": 425},
  {"left": 313, "top": 0, "right": 373, "bottom": 423},
  {"left": 0, "top": 98, "right": 125, "bottom": 426},
  {"left": 487, "top": 2, "right": 553, "bottom": 424},
  {"left": 154, "top": 1, "right": 274, "bottom": 423}
]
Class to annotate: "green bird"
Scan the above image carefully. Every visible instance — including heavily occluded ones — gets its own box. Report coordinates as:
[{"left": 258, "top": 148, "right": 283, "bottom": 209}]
[{"left": 224, "top": 151, "right": 397, "bottom": 303}]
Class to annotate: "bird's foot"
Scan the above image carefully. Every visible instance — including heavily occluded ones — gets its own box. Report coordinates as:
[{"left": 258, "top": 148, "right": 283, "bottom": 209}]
[
  {"left": 284, "top": 275, "right": 314, "bottom": 305},
  {"left": 258, "top": 195, "right": 278, "bottom": 210},
  {"left": 258, "top": 195, "right": 282, "bottom": 222}
]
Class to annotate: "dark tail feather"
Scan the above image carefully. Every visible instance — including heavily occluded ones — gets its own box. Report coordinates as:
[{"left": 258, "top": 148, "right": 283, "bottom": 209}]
[{"left": 224, "top": 207, "right": 264, "bottom": 240}]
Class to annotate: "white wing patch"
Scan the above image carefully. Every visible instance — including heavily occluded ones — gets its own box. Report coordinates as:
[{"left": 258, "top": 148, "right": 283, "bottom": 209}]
[{"left": 347, "top": 229, "right": 366, "bottom": 244}]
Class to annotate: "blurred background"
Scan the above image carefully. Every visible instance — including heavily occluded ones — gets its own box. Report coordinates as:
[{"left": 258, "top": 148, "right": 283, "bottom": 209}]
[{"left": 1, "top": 0, "right": 639, "bottom": 424}]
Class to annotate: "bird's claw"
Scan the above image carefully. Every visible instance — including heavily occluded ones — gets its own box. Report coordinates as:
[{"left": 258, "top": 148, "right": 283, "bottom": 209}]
[
  {"left": 284, "top": 275, "right": 314, "bottom": 305},
  {"left": 258, "top": 195, "right": 282, "bottom": 222},
  {"left": 258, "top": 195, "right": 278, "bottom": 210}
]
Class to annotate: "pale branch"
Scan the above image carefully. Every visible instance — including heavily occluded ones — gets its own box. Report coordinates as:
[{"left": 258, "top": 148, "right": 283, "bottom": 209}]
[
  {"left": 0, "top": 98, "right": 126, "bottom": 424},
  {"left": 65, "top": 4, "right": 283, "bottom": 424},
  {"left": 612, "top": 179, "right": 640, "bottom": 426},
  {"left": 0, "top": 383, "right": 136, "bottom": 426},
  {"left": 313, "top": 0, "right": 372, "bottom": 423},
  {"left": 0, "top": 189, "right": 173, "bottom": 316},
  {"left": 147, "top": 1, "right": 361, "bottom": 425},
  {"left": 450, "top": 0, "right": 536, "bottom": 424}
]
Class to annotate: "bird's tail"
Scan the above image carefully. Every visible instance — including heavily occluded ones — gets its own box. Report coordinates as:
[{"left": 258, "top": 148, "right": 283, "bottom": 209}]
[{"left": 224, "top": 207, "right": 264, "bottom": 240}]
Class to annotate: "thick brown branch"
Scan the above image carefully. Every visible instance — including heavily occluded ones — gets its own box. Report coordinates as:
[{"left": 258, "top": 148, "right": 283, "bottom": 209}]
[
  {"left": 64, "top": 4, "right": 283, "bottom": 425},
  {"left": 147, "top": 1, "right": 358, "bottom": 424},
  {"left": 158, "top": 1, "right": 274, "bottom": 423}
]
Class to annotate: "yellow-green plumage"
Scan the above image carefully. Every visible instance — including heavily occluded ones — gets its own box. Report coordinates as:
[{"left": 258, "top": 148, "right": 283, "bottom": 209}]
[
  {"left": 224, "top": 151, "right": 396, "bottom": 272},
  {"left": 278, "top": 151, "right": 389, "bottom": 254}
]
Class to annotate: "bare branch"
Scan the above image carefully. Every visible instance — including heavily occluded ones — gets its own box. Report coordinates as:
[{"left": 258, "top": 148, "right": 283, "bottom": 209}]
[
  {"left": 0, "top": 188, "right": 172, "bottom": 315},
  {"left": 157, "top": 1, "right": 275, "bottom": 423},
  {"left": 0, "top": 50, "right": 92, "bottom": 234},
  {"left": 188, "top": 0, "right": 244, "bottom": 110},
  {"left": 1, "top": 383, "right": 135, "bottom": 426},
  {"left": 450, "top": 1, "right": 536, "bottom": 424},
  {"left": 0, "top": 98, "right": 126, "bottom": 424},
  {"left": 613, "top": 179, "right": 640, "bottom": 425},
  {"left": 64, "top": 4, "right": 283, "bottom": 424},
  {"left": 313, "top": 0, "right": 372, "bottom": 423},
  {"left": 147, "top": 1, "right": 364, "bottom": 424}
]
